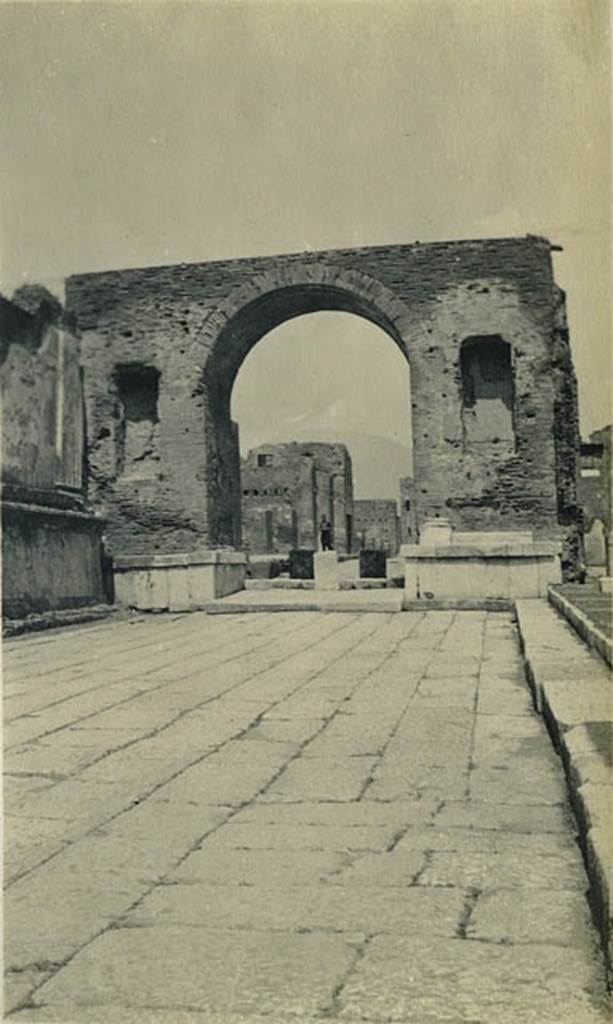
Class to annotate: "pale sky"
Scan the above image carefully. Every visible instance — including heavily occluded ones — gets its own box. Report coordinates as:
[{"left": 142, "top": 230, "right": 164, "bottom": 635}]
[
  {"left": 232, "top": 312, "right": 414, "bottom": 496},
  {"left": 1, "top": 0, "right": 610, "bottom": 456}
]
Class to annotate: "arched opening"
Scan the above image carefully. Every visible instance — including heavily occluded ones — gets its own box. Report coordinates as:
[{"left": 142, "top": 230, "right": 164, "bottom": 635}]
[
  {"left": 199, "top": 276, "right": 413, "bottom": 549},
  {"left": 231, "top": 312, "right": 413, "bottom": 555}
]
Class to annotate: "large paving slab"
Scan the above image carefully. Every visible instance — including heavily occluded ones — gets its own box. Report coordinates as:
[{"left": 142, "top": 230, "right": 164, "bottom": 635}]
[{"left": 3, "top": 608, "right": 612, "bottom": 1023}]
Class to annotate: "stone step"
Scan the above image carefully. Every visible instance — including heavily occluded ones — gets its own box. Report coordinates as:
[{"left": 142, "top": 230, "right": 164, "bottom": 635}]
[{"left": 515, "top": 598, "right": 613, "bottom": 979}]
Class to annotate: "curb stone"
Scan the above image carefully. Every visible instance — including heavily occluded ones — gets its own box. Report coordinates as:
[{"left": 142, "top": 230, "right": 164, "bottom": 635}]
[
  {"left": 2, "top": 604, "right": 124, "bottom": 638},
  {"left": 515, "top": 598, "right": 612, "bottom": 982},
  {"left": 548, "top": 586, "right": 613, "bottom": 668}
]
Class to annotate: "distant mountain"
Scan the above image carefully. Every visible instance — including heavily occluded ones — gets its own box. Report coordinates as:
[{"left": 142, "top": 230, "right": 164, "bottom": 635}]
[
  {"left": 243, "top": 427, "right": 412, "bottom": 500},
  {"left": 346, "top": 432, "right": 413, "bottom": 499}
]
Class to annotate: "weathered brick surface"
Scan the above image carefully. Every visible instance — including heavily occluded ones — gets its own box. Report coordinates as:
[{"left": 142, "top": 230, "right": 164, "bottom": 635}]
[{"left": 66, "top": 236, "right": 580, "bottom": 571}]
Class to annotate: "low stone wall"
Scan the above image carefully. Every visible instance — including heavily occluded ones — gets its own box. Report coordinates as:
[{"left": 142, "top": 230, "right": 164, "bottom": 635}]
[
  {"left": 113, "top": 551, "right": 246, "bottom": 611},
  {"left": 2, "top": 501, "right": 107, "bottom": 618}
]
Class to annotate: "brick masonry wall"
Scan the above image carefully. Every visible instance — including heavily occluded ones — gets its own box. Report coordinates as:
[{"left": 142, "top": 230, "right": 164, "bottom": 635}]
[
  {"left": 66, "top": 236, "right": 581, "bottom": 574},
  {"left": 241, "top": 446, "right": 304, "bottom": 554},
  {"left": 353, "top": 499, "right": 400, "bottom": 555},
  {"left": 241, "top": 442, "right": 353, "bottom": 553}
]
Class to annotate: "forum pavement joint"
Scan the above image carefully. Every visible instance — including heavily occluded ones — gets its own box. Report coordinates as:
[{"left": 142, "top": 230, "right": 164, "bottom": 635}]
[{"left": 3, "top": 608, "right": 612, "bottom": 1023}]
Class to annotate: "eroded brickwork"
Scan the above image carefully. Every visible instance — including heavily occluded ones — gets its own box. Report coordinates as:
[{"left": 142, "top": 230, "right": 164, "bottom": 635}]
[{"left": 66, "top": 236, "right": 581, "bottom": 574}]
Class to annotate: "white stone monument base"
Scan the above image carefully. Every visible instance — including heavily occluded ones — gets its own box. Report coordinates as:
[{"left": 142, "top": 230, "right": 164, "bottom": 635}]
[
  {"left": 402, "top": 535, "right": 562, "bottom": 601},
  {"left": 314, "top": 551, "right": 339, "bottom": 590},
  {"left": 113, "top": 550, "right": 246, "bottom": 611}
]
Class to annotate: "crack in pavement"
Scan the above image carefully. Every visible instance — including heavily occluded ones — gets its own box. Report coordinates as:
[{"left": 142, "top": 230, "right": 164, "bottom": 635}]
[
  {"left": 7, "top": 614, "right": 394, "bottom": 1012},
  {"left": 318, "top": 932, "right": 375, "bottom": 1018},
  {"left": 3, "top": 613, "right": 273, "bottom": 724},
  {"left": 4, "top": 612, "right": 316, "bottom": 739},
  {"left": 464, "top": 616, "right": 488, "bottom": 801},
  {"left": 357, "top": 612, "right": 459, "bottom": 801},
  {"left": 5, "top": 614, "right": 361, "bottom": 888}
]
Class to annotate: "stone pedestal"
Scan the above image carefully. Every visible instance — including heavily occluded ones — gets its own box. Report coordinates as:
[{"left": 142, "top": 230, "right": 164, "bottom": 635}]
[
  {"left": 359, "top": 549, "right": 387, "bottom": 579},
  {"left": 402, "top": 531, "right": 562, "bottom": 601},
  {"left": 419, "top": 518, "right": 453, "bottom": 545},
  {"left": 386, "top": 557, "right": 404, "bottom": 582},
  {"left": 2, "top": 499, "right": 108, "bottom": 618},
  {"left": 289, "top": 549, "right": 315, "bottom": 579},
  {"left": 113, "top": 550, "right": 246, "bottom": 611},
  {"left": 314, "top": 551, "right": 339, "bottom": 591}
]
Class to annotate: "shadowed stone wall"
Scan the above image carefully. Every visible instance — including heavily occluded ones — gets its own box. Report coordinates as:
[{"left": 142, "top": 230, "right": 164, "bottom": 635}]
[
  {"left": 65, "top": 235, "right": 581, "bottom": 575},
  {"left": 0, "top": 294, "right": 107, "bottom": 617}
]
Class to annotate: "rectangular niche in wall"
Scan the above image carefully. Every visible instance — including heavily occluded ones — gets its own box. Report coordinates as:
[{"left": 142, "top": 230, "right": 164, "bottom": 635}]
[
  {"left": 460, "top": 335, "right": 515, "bottom": 446},
  {"left": 114, "top": 363, "right": 160, "bottom": 480}
]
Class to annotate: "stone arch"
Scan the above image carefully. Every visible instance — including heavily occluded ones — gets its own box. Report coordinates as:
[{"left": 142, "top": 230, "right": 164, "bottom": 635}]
[
  {"left": 196, "top": 264, "right": 414, "bottom": 547},
  {"left": 200, "top": 264, "right": 412, "bottom": 396},
  {"left": 66, "top": 236, "right": 580, "bottom": 571}
]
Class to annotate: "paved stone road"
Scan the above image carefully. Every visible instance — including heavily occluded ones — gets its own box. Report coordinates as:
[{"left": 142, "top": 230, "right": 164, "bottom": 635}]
[{"left": 3, "top": 610, "right": 611, "bottom": 1023}]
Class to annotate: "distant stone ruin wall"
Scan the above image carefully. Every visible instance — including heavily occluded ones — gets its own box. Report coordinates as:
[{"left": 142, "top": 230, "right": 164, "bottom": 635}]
[
  {"left": 241, "top": 441, "right": 354, "bottom": 554},
  {"left": 353, "top": 499, "right": 400, "bottom": 555},
  {"left": 66, "top": 236, "right": 581, "bottom": 575}
]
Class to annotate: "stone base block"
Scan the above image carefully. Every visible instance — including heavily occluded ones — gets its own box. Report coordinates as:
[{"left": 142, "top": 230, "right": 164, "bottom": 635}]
[
  {"left": 453, "top": 530, "right": 534, "bottom": 546},
  {"left": 402, "top": 541, "right": 562, "bottom": 601},
  {"left": 2, "top": 500, "right": 108, "bottom": 618},
  {"left": 314, "top": 551, "right": 339, "bottom": 591},
  {"left": 289, "top": 549, "right": 314, "bottom": 580},
  {"left": 599, "top": 577, "right": 613, "bottom": 595},
  {"left": 359, "top": 549, "right": 388, "bottom": 579},
  {"left": 113, "top": 551, "right": 246, "bottom": 611},
  {"left": 386, "top": 557, "right": 404, "bottom": 582}
]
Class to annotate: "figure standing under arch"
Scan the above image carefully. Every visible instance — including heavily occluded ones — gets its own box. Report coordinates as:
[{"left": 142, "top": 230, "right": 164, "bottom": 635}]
[{"left": 320, "top": 516, "right": 333, "bottom": 551}]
